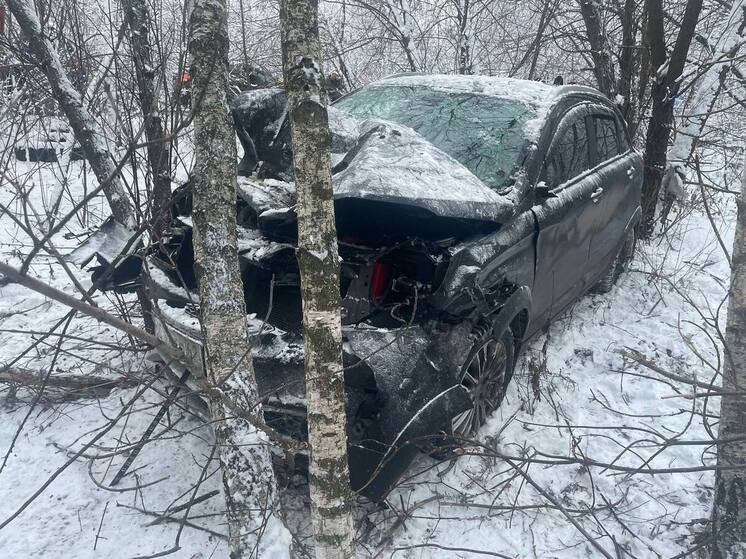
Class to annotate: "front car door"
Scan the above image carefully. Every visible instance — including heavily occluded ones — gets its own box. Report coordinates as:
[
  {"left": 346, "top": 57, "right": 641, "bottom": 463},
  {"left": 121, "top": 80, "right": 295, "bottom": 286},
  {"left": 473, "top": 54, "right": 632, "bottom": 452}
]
[{"left": 530, "top": 104, "right": 600, "bottom": 328}]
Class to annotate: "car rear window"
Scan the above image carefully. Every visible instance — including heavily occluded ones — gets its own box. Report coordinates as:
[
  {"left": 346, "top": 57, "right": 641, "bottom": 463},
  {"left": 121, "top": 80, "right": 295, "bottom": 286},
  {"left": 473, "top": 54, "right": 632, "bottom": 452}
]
[{"left": 335, "top": 85, "right": 535, "bottom": 190}]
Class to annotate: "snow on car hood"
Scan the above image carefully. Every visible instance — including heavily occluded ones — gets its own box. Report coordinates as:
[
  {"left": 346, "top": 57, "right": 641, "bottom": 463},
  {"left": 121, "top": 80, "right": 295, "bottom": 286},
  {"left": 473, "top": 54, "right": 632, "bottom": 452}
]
[{"left": 232, "top": 90, "right": 515, "bottom": 224}]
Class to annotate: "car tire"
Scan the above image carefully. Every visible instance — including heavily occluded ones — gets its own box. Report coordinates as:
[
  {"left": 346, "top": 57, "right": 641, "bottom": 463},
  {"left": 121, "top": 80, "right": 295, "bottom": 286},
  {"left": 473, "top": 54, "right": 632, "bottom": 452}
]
[
  {"left": 593, "top": 229, "right": 635, "bottom": 294},
  {"left": 429, "top": 327, "right": 515, "bottom": 458}
]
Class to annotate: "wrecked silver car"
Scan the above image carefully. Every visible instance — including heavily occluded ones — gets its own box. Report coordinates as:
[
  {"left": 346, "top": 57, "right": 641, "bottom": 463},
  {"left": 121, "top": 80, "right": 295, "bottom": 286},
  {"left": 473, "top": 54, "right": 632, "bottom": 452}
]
[{"left": 77, "top": 74, "right": 642, "bottom": 500}]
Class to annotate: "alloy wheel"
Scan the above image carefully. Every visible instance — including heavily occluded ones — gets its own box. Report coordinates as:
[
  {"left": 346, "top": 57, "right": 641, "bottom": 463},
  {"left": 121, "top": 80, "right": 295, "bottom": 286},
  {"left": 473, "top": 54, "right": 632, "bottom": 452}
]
[{"left": 451, "top": 337, "right": 508, "bottom": 439}]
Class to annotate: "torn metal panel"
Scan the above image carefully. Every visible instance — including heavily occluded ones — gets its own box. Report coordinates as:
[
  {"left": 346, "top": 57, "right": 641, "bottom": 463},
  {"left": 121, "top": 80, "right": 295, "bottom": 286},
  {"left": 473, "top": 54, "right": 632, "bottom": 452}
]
[
  {"left": 236, "top": 176, "right": 295, "bottom": 216},
  {"left": 66, "top": 217, "right": 143, "bottom": 291},
  {"left": 231, "top": 88, "right": 292, "bottom": 180},
  {"left": 66, "top": 217, "right": 138, "bottom": 267}
]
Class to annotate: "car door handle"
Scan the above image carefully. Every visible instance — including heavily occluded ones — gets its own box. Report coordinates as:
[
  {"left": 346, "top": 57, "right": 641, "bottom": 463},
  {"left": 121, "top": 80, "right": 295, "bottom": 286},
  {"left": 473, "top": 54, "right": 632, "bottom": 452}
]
[{"left": 590, "top": 187, "right": 604, "bottom": 203}]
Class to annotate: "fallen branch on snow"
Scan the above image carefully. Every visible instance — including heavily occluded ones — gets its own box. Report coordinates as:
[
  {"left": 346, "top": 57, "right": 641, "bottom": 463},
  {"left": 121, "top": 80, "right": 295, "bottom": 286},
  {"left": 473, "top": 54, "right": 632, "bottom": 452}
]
[
  {"left": 0, "top": 261, "right": 193, "bottom": 369},
  {"left": 0, "top": 367, "right": 139, "bottom": 402}
]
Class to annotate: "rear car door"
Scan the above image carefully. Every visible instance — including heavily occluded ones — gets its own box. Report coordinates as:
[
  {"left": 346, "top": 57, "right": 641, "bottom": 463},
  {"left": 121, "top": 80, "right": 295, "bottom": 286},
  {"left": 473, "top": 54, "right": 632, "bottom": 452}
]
[
  {"left": 530, "top": 105, "right": 600, "bottom": 325},
  {"left": 586, "top": 110, "right": 642, "bottom": 277}
]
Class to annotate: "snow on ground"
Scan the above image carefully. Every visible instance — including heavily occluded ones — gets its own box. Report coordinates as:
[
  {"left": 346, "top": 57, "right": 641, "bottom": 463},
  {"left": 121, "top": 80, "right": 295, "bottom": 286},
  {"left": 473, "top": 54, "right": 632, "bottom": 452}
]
[
  {"left": 0, "top": 149, "right": 735, "bottom": 558},
  {"left": 373, "top": 206, "right": 731, "bottom": 558},
  {"left": 0, "top": 154, "right": 227, "bottom": 558},
  {"left": 0, "top": 378, "right": 228, "bottom": 558}
]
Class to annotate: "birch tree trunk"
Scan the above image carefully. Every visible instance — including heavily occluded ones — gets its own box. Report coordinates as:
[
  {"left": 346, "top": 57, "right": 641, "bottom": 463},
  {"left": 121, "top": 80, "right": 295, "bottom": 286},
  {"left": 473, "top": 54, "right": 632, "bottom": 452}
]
[
  {"left": 122, "top": 0, "right": 172, "bottom": 242},
  {"left": 279, "top": 0, "right": 356, "bottom": 556},
  {"left": 187, "top": 1, "right": 290, "bottom": 557},
  {"left": 7, "top": 0, "right": 134, "bottom": 229},
  {"left": 712, "top": 159, "right": 746, "bottom": 558},
  {"left": 456, "top": 0, "right": 471, "bottom": 75}
]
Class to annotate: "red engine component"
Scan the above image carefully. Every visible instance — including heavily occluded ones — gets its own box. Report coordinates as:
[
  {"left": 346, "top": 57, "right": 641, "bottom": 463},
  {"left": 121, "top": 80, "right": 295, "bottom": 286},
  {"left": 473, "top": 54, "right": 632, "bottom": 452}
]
[{"left": 370, "top": 261, "right": 392, "bottom": 303}]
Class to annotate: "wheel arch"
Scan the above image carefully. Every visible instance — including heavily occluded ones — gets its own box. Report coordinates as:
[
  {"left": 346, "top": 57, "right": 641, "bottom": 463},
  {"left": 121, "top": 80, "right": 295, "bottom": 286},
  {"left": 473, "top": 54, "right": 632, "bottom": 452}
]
[
  {"left": 490, "top": 285, "right": 531, "bottom": 346},
  {"left": 490, "top": 286, "right": 531, "bottom": 386}
]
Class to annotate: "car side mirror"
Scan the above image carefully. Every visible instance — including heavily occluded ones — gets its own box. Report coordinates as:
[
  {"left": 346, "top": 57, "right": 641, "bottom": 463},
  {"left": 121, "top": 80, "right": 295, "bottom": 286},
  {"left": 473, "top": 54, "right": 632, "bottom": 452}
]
[{"left": 535, "top": 183, "right": 557, "bottom": 200}]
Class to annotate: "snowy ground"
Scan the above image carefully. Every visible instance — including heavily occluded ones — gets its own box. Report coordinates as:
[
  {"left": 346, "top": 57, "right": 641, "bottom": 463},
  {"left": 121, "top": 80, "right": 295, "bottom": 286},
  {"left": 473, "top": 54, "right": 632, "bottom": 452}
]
[
  {"left": 376, "top": 207, "right": 729, "bottom": 558},
  {"left": 0, "top": 151, "right": 734, "bottom": 558}
]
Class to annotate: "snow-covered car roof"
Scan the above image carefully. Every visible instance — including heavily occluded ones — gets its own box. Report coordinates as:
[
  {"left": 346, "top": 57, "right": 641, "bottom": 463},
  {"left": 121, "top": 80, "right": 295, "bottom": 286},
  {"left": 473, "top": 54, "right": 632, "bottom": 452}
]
[
  {"left": 374, "top": 74, "right": 559, "bottom": 105},
  {"left": 375, "top": 73, "right": 604, "bottom": 104}
]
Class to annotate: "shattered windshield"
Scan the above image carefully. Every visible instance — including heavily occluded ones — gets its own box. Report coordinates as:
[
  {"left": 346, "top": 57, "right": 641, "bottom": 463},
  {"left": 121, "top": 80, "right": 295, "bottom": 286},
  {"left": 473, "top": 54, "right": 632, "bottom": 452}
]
[{"left": 335, "top": 85, "right": 534, "bottom": 190}]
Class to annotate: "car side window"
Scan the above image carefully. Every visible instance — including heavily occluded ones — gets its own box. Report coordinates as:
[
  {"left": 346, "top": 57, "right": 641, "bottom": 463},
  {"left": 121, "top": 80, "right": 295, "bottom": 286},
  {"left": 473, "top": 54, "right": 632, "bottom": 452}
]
[
  {"left": 594, "top": 116, "right": 619, "bottom": 162},
  {"left": 545, "top": 151, "right": 565, "bottom": 187},
  {"left": 544, "top": 116, "right": 591, "bottom": 188}
]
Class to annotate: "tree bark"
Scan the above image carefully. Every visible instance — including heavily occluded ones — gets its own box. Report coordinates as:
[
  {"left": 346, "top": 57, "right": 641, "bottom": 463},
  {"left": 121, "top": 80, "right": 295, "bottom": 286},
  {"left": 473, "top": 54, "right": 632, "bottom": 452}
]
[
  {"left": 711, "top": 158, "right": 746, "bottom": 558},
  {"left": 639, "top": 0, "right": 704, "bottom": 237},
  {"left": 279, "top": 0, "right": 356, "bottom": 556},
  {"left": 456, "top": 0, "right": 471, "bottom": 74},
  {"left": 7, "top": 0, "right": 135, "bottom": 229},
  {"left": 664, "top": 0, "right": 745, "bottom": 201},
  {"left": 616, "top": 0, "right": 639, "bottom": 133},
  {"left": 578, "top": 0, "right": 617, "bottom": 100},
  {"left": 122, "top": 0, "right": 172, "bottom": 242},
  {"left": 187, "top": 1, "right": 290, "bottom": 557}
]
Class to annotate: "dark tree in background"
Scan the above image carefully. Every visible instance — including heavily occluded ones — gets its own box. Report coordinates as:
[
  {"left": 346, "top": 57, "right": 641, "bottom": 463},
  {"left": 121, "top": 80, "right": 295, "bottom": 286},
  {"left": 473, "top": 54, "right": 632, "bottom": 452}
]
[
  {"left": 639, "top": 0, "right": 703, "bottom": 237},
  {"left": 122, "top": 0, "right": 172, "bottom": 242}
]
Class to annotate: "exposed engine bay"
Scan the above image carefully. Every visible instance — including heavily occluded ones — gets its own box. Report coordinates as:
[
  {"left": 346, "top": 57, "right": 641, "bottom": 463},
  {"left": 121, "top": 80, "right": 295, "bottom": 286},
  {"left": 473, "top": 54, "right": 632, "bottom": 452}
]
[{"left": 69, "top": 83, "right": 538, "bottom": 500}]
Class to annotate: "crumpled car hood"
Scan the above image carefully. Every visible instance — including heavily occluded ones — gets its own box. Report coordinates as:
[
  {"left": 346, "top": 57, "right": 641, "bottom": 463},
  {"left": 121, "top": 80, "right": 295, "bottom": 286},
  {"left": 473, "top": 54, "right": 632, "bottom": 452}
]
[
  {"left": 232, "top": 89, "right": 515, "bottom": 224},
  {"left": 330, "top": 113, "right": 513, "bottom": 222}
]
